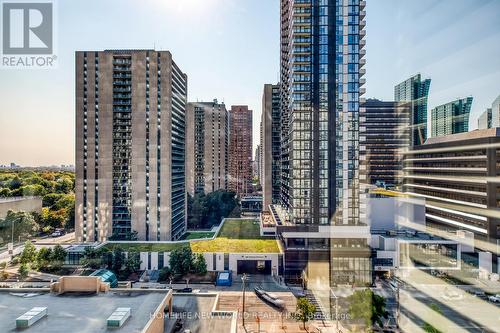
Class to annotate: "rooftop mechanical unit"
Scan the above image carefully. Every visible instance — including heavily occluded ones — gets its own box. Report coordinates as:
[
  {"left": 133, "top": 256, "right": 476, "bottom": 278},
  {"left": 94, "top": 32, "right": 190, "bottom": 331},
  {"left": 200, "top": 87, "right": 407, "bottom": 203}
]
[
  {"left": 107, "top": 307, "right": 131, "bottom": 328},
  {"left": 16, "top": 307, "right": 47, "bottom": 328}
]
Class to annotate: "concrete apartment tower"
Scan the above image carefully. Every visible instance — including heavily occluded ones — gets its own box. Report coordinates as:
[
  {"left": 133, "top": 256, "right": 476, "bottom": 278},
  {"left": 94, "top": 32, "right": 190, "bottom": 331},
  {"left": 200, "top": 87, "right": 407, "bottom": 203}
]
[
  {"left": 75, "top": 50, "right": 187, "bottom": 242},
  {"left": 185, "top": 100, "right": 229, "bottom": 195},
  {"left": 261, "top": 84, "right": 281, "bottom": 210},
  {"left": 228, "top": 105, "right": 253, "bottom": 197}
]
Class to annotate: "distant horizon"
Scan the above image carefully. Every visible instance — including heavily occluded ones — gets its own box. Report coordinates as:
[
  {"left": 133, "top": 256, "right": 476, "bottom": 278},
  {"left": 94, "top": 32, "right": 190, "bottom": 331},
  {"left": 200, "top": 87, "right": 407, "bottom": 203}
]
[{"left": 1, "top": 0, "right": 499, "bottom": 165}]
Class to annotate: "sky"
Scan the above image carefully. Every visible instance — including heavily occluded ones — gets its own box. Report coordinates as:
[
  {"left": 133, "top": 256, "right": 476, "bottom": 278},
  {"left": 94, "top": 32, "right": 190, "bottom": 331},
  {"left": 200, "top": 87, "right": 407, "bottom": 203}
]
[{"left": 0, "top": 0, "right": 499, "bottom": 166}]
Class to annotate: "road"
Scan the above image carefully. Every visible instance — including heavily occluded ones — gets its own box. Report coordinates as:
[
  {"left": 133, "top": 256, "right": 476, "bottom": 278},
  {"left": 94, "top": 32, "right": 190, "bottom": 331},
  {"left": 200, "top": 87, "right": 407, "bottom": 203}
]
[
  {"left": 0, "top": 232, "right": 75, "bottom": 264},
  {"left": 375, "top": 279, "right": 500, "bottom": 333}
]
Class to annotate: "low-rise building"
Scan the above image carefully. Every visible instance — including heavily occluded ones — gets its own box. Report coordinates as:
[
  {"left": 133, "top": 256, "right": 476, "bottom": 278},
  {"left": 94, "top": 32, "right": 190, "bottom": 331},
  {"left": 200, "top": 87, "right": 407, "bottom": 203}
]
[
  {"left": 0, "top": 276, "right": 173, "bottom": 333},
  {"left": 0, "top": 196, "right": 42, "bottom": 219},
  {"left": 403, "top": 128, "right": 500, "bottom": 246}
]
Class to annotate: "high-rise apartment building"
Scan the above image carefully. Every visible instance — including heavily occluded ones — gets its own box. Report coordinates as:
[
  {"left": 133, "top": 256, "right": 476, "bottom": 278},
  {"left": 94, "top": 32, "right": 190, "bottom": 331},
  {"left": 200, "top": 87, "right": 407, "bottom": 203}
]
[
  {"left": 394, "top": 74, "right": 431, "bottom": 146},
  {"left": 431, "top": 97, "right": 473, "bottom": 137},
  {"left": 261, "top": 84, "right": 281, "bottom": 209},
  {"left": 255, "top": 144, "right": 262, "bottom": 181},
  {"left": 276, "top": 0, "right": 370, "bottom": 287},
  {"left": 490, "top": 94, "right": 500, "bottom": 128},
  {"left": 186, "top": 100, "right": 228, "bottom": 195},
  {"left": 360, "top": 99, "right": 410, "bottom": 188},
  {"left": 478, "top": 108, "right": 492, "bottom": 129},
  {"left": 280, "top": 0, "right": 365, "bottom": 227},
  {"left": 75, "top": 50, "right": 187, "bottom": 242},
  {"left": 228, "top": 105, "right": 253, "bottom": 197}
]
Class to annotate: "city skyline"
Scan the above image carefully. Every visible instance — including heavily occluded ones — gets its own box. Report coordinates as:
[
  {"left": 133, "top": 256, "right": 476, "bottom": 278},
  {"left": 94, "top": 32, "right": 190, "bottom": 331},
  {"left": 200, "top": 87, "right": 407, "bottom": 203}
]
[{"left": 1, "top": 0, "right": 500, "bottom": 165}]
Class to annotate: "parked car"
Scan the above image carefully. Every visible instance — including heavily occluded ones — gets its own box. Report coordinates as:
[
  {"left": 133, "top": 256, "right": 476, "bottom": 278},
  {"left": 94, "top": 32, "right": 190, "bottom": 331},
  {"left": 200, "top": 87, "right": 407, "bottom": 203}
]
[
  {"left": 488, "top": 294, "right": 500, "bottom": 303},
  {"left": 50, "top": 231, "right": 62, "bottom": 237},
  {"left": 178, "top": 287, "right": 192, "bottom": 293},
  {"left": 466, "top": 289, "right": 486, "bottom": 298}
]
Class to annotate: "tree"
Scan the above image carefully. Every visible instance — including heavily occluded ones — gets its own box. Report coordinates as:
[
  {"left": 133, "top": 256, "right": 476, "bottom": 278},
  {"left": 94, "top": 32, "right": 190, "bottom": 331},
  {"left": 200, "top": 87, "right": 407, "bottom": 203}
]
[
  {"left": 187, "top": 190, "right": 239, "bottom": 229},
  {"left": 42, "top": 193, "right": 64, "bottom": 208},
  {"left": 0, "top": 262, "right": 8, "bottom": 281},
  {"left": 55, "top": 177, "right": 73, "bottom": 194},
  {"left": 20, "top": 184, "right": 46, "bottom": 196},
  {"left": 292, "top": 297, "right": 316, "bottom": 330},
  {"left": 8, "top": 176, "right": 22, "bottom": 190},
  {"left": 36, "top": 247, "right": 53, "bottom": 271},
  {"left": 169, "top": 247, "right": 193, "bottom": 276},
  {"left": 0, "top": 211, "right": 39, "bottom": 242},
  {"left": 51, "top": 244, "right": 67, "bottom": 270},
  {"left": 20, "top": 241, "right": 37, "bottom": 265},
  {"left": 192, "top": 253, "right": 207, "bottom": 275},
  {"left": 124, "top": 251, "right": 141, "bottom": 276},
  {"left": 81, "top": 247, "right": 104, "bottom": 269},
  {"left": 0, "top": 188, "right": 11, "bottom": 197},
  {"left": 347, "top": 289, "right": 388, "bottom": 329},
  {"left": 158, "top": 267, "right": 172, "bottom": 282},
  {"left": 18, "top": 263, "right": 29, "bottom": 280},
  {"left": 111, "top": 248, "right": 125, "bottom": 273}
]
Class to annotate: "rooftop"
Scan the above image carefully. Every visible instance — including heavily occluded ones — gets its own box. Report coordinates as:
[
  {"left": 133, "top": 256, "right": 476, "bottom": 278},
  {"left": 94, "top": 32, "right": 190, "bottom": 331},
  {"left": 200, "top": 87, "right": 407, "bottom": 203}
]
[
  {"left": 104, "top": 219, "right": 280, "bottom": 253},
  {"left": 190, "top": 219, "right": 280, "bottom": 253},
  {"left": 423, "top": 128, "right": 500, "bottom": 145},
  {"left": 0, "top": 290, "right": 168, "bottom": 333}
]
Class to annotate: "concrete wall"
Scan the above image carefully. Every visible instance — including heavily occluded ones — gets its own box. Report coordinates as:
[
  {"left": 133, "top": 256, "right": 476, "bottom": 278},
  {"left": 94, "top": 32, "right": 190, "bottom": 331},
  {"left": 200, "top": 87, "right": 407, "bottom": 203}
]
[
  {"left": 0, "top": 197, "right": 42, "bottom": 219},
  {"left": 50, "top": 276, "right": 109, "bottom": 294},
  {"left": 138, "top": 251, "right": 280, "bottom": 275},
  {"left": 141, "top": 290, "right": 173, "bottom": 333}
]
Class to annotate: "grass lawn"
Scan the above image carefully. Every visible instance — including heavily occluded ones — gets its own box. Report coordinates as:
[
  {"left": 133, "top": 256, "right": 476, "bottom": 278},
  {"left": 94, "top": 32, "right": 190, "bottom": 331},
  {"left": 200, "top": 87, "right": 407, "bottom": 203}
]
[
  {"left": 103, "top": 219, "right": 280, "bottom": 253},
  {"left": 190, "top": 218, "right": 280, "bottom": 253},
  {"left": 103, "top": 242, "right": 188, "bottom": 252},
  {"left": 182, "top": 231, "right": 215, "bottom": 240}
]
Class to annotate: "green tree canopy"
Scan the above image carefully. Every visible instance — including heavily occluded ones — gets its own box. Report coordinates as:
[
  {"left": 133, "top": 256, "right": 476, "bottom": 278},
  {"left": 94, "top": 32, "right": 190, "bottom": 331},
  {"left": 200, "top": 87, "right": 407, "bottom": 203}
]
[
  {"left": 20, "top": 241, "right": 37, "bottom": 265},
  {"left": 347, "top": 289, "right": 388, "bottom": 329},
  {"left": 292, "top": 297, "right": 316, "bottom": 330}
]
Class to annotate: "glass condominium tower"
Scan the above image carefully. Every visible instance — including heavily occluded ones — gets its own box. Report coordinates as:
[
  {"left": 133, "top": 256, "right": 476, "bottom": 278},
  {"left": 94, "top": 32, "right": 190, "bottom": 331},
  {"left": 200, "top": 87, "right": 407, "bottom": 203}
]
[
  {"left": 280, "top": 0, "right": 366, "bottom": 226},
  {"left": 394, "top": 73, "right": 431, "bottom": 146}
]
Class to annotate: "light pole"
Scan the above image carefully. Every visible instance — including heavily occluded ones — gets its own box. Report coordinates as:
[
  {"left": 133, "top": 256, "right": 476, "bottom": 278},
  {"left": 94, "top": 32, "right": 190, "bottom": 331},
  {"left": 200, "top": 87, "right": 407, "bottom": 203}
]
[
  {"left": 331, "top": 290, "right": 339, "bottom": 333},
  {"left": 241, "top": 273, "right": 248, "bottom": 327},
  {"left": 391, "top": 269, "right": 400, "bottom": 329}
]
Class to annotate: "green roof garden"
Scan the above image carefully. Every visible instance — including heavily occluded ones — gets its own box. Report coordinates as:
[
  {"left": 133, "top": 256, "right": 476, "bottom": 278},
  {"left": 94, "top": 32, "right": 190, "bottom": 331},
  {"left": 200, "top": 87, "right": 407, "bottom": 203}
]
[{"left": 103, "top": 218, "right": 280, "bottom": 253}]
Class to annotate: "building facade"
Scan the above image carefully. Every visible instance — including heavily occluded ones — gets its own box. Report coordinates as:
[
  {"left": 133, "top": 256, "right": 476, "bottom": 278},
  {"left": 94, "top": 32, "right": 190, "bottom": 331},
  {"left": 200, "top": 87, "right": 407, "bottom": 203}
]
[
  {"left": 75, "top": 50, "right": 187, "bottom": 242},
  {"left": 228, "top": 105, "right": 253, "bottom": 197},
  {"left": 277, "top": 0, "right": 370, "bottom": 289},
  {"left": 360, "top": 99, "right": 410, "bottom": 188},
  {"left": 394, "top": 74, "right": 431, "bottom": 146},
  {"left": 478, "top": 108, "right": 492, "bottom": 130},
  {"left": 403, "top": 128, "right": 500, "bottom": 245},
  {"left": 431, "top": 97, "right": 473, "bottom": 137},
  {"left": 261, "top": 84, "right": 281, "bottom": 209},
  {"left": 490, "top": 94, "right": 500, "bottom": 128},
  {"left": 186, "top": 100, "right": 228, "bottom": 195}
]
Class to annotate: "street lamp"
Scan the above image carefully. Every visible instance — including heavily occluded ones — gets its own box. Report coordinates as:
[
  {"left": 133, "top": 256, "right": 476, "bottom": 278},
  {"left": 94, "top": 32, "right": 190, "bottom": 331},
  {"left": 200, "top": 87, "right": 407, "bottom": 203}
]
[
  {"left": 241, "top": 273, "right": 248, "bottom": 327},
  {"left": 330, "top": 290, "right": 339, "bottom": 333}
]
